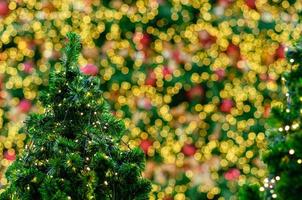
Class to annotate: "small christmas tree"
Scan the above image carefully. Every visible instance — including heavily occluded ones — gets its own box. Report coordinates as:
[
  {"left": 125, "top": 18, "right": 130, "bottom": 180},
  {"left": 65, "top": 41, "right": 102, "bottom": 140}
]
[{"left": 0, "top": 33, "right": 151, "bottom": 200}]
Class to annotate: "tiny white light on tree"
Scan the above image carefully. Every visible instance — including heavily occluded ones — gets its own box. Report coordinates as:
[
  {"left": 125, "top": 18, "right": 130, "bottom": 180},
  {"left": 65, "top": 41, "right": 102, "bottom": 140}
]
[
  {"left": 286, "top": 108, "right": 290, "bottom": 113},
  {"left": 278, "top": 127, "right": 283, "bottom": 132},
  {"left": 289, "top": 149, "right": 295, "bottom": 155},
  {"left": 276, "top": 176, "right": 280, "bottom": 181},
  {"left": 298, "top": 159, "right": 302, "bottom": 164},
  {"left": 272, "top": 194, "right": 277, "bottom": 198},
  {"left": 285, "top": 125, "right": 290, "bottom": 131},
  {"left": 104, "top": 181, "right": 108, "bottom": 185},
  {"left": 259, "top": 187, "right": 265, "bottom": 192},
  {"left": 290, "top": 58, "right": 294, "bottom": 63}
]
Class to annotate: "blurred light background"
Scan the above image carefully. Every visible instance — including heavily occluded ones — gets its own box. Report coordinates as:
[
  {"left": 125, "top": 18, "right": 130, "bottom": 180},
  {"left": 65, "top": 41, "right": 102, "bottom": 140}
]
[{"left": 0, "top": 0, "right": 301, "bottom": 199}]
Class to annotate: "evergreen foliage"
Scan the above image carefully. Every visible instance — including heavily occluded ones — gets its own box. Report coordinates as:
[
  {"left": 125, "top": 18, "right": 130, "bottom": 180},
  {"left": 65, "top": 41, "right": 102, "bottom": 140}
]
[
  {"left": 0, "top": 33, "right": 151, "bottom": 200},
  {"left": 238, "top": 184, "right": 262, "bottom": 200}
]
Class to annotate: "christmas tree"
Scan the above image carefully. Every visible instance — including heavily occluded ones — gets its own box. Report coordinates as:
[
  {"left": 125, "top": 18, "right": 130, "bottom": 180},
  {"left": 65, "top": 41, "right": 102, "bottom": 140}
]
[{"left": 0, "top": 32, "right": 151, "bottom": 200}]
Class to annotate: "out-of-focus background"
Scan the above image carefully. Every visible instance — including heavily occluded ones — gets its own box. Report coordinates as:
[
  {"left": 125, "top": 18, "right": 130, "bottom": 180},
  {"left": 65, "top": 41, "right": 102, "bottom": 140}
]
[{"left": 0, "top": 0, "right": 301, "bottom": 199}]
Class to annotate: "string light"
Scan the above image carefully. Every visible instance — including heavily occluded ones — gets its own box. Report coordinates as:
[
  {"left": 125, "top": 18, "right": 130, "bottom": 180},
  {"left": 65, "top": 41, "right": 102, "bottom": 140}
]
[
  {"left": 261, "top": 176, "right": 280, "bottom": 198},
  {"left": 289, "top": 149, "right": 295, "bottom": 155}
]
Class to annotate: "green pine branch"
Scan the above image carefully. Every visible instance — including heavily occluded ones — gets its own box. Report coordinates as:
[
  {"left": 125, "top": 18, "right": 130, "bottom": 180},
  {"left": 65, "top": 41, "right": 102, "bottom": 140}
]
[{"left": 62, "top": 32, "right": 81, "bottom": 72}]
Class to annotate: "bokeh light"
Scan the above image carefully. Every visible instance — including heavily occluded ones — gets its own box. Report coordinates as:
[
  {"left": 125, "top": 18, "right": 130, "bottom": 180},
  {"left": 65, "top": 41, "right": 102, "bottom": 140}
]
[{"left": 0, "top": 0, "right": 302, "bottom": 199}]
